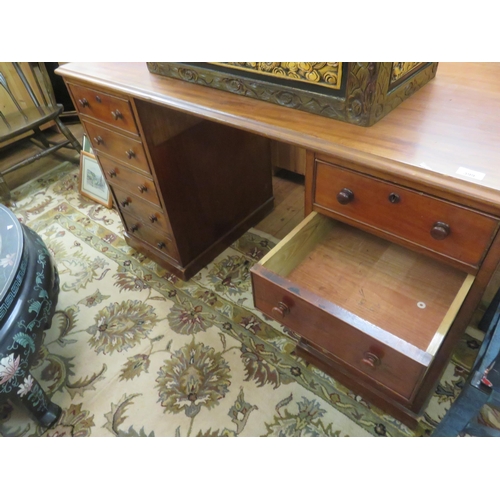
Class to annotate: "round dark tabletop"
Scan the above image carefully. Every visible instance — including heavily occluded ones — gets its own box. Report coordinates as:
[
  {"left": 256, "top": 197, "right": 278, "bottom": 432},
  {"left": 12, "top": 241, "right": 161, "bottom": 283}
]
[{"left": 0, "top": 203, "right": 23, "bottom": 303}]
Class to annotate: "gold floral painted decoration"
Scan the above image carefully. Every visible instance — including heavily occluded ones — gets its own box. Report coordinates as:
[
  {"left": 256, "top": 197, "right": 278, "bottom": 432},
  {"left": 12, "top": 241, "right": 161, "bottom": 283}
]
[
  {"left": 214, "top": 62, "right": 343, "bottom": 90},
  {"left": 391, "top": 62, "right": 423, "bottom": 83}
]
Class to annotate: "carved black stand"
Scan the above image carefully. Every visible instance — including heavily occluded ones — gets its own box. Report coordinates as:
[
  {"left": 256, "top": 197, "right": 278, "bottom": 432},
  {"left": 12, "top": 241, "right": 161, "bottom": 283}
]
[{"left": 0, "top": 204, "right": 61, "bottom": 428}]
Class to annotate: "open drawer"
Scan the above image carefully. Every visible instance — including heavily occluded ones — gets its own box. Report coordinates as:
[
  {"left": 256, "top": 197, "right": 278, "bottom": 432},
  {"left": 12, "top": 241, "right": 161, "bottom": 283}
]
[{"left": 250, "top": 211, "right": 475, "bottom": 402}]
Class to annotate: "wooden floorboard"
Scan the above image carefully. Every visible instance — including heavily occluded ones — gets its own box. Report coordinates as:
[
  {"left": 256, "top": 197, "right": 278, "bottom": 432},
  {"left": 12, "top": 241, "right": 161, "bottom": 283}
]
[{"left": 255, "top": 169, "right": 305, "bottom": 239}]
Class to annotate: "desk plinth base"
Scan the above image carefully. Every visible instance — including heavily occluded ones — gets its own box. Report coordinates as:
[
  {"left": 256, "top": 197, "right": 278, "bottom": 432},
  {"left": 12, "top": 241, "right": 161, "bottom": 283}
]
[{"left": 294, "top": 340, "right": 424, "bottom": 431}]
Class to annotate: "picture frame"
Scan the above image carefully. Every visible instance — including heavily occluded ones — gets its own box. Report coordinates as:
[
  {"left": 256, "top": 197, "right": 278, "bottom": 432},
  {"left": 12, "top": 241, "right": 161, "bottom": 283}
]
[
  {"left": 82, "top": 134, "right": 94, "bottom": 154},
  {"left": 79, "top": 151, "right": 112, "bottom": 208}
]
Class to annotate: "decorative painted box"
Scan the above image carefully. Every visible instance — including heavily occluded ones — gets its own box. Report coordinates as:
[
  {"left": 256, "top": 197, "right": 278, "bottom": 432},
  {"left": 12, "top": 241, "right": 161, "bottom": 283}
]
[{"left": 146, "top": 62, "right": 438, "bottom": 127}]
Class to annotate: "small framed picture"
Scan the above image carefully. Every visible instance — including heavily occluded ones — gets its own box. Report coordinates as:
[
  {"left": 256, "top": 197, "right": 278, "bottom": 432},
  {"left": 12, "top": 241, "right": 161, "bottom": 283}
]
[
  {"left": 82, "top": 134, "right": 94, "bottom": 155},
  {"left": 79, "top": 151, "right": 112, "bottom": 208}
]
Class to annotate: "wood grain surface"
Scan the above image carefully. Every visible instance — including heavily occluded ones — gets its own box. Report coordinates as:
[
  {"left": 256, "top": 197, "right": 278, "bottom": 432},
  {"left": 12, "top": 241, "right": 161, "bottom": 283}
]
[{"left": 56, "top": 62, "right": 500, "bottom": 213}]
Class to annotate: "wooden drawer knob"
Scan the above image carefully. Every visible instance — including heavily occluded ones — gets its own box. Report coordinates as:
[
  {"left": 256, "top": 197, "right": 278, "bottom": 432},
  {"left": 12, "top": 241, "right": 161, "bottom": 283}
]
[
  {"left": 95, "top": 95, "right": 102, "bottom": 103},
  {"left": 337, "top": 188, "right": 354, "bottom": 205},
  {"left": 125, "top": 149, "right": 135, "bottom": 159},
  {"left": 108, "top": 170, "right": 117, "bottom": 178},
  {"left": 362, "top": 352, "right": 381, "bottom": 369},
  {"left": 94, "top": 136, "right": 103, "bottom": 145},
  {"left": 78, "top": 98, "right": 89, "bottom": 107},
  {"left": 149, "top": 214, "right": 158, "bottom": 223},
  {"left": 388, "top": 192, "right": 400, "bottom": 204},
  {"left": 138, "top": 185, "right": 147, "bottom": 193},
  {"left": 430, "top": 221, "right": 450, "bottom": 240},
  {"left": 111, "top": 109, "right": 123, "bottom": 120},
  {"left": 272, "top": 301, "right": 290, "bottom": 319}
]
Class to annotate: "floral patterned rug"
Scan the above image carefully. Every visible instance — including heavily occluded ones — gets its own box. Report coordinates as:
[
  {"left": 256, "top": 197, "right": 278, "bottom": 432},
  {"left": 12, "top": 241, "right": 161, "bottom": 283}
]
[{"left": 0, "top": 161, "right": 490, "bottom": 437}]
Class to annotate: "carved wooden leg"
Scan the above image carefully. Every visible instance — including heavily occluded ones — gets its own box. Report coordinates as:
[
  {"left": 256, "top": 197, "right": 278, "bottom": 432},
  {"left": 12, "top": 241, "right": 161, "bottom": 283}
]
[{"left": 13, "top": 372, "right": 61, "bottom": 428}]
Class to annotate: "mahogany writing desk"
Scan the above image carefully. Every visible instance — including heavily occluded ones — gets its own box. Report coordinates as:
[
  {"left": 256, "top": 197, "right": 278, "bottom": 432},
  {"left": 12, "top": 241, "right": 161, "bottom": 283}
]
[{"left": 56, "top": 62, "right": 500, "bottom": 427}]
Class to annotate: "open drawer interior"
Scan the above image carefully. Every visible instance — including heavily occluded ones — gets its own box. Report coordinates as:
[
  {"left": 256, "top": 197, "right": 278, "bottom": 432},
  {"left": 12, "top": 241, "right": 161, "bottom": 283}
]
[{"left": 258, "top": 211, "right": 475, "bottom": 357}]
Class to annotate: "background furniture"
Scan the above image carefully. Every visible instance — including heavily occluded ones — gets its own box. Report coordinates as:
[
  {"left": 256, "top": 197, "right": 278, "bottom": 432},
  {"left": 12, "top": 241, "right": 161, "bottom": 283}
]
[
  {"left": 0, "top": 204, "right": 61, "bottom": 427},
  {"left": 432, "top": 287, "right": 500, "bottom": 436},
  {"left": 0, "top": 62, "right": 81, "bottom": 203},
  {"left": 45, "top": 62, "right": 78, "bottom": 121},
  {"left": 55, "top": 62, "right": 500, "bottom": 429}
]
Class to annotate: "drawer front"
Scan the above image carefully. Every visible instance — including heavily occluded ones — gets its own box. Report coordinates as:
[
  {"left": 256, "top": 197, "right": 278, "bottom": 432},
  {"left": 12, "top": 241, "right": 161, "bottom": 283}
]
[
  {"left": 313, "top": 160, "right": 499, "bottom": 267},
  {"left": 252, "top": 268, "right": 427, "bottom": 400},
  {"left": 83, "top": 120, "right": 150, "bottom": 174},
  {"left": 122, "top": 213, "right": 178, "bottom": 262},
  {"left": 99, "top": 156, "right": 160, "bottom": 207},
  {"left": 111, "top": 185, "right": 172, "bottom": 235},
  {"left": 68, "top": 83, "right": 139, "bottom": 135}
]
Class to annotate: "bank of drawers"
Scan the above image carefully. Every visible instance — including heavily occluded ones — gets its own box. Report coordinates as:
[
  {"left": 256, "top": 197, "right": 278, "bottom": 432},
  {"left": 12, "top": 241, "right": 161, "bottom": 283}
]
[{"left": 68, "top": 83, "right": 178, "bottom": 263}]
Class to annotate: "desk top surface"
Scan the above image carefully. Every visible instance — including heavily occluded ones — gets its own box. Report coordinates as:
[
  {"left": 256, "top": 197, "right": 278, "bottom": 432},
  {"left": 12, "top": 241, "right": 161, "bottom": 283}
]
[{"left": 57, "top": 62, "right": 500, "bottom": 212}]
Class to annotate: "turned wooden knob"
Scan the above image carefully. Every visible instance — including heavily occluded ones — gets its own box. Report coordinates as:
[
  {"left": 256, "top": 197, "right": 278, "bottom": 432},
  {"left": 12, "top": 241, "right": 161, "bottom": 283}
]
[
  {"left": 388, "top": 192, "right": 400, "bottom": 204},
  {"left": 272, "top": 301, "right": 290, "bottom": 319},
  {"left": 149, "top": 214, "right": 158, "bottom": 223},
  {"left": 94, "top": 136, "right": 103, "bottom": 145},
  {"left": 362, "top": 352, "right": 381, "bottom": 369},
  {"left": 337, "top": 188, "right": 354, "bottom": 205},
  {"left": 157, "top": 241, "right": 166, "bottom": 249},
  {"left": 78, "top": 98, "right": 89, "bottom": 107},
  {"left": 108, "top": 170, "right": 116, "bottom": 178},
  {"left": 137, "top": 185, "right": 147, "bottom": 193},
  {"left": 120, "top": 199, "right": 130, "bottom": 207},
  {"left": 125, "top": 149, "right": 135, "bottom": 159},
  {"left": 430, "top": 222, "right": 450, "bottom": 240},
  {"left": 130, "top": 224, "right": 139, "bottom": 232},
  {"left": 111, "top": 109, "right": 123, "bottom": 120}
]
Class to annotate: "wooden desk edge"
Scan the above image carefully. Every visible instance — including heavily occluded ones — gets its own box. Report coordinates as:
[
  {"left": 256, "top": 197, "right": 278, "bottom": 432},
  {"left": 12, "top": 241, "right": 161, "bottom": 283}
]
[{"left": 56, "top": 65, "right": 500, "bottom": 217}]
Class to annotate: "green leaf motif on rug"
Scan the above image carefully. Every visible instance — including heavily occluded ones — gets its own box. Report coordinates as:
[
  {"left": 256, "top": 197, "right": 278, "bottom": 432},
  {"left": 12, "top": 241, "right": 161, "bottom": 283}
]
[
  {"left": 206, "top": 254, "right": 252, "bottom": 296},
  {"left": 103, "top": 393, "right": 154, "bottom": 437},
  {"left": 120, "top": 354, "right": 151, "bottom": 381},
  {"left": 228, "top": 387, "right": 258, "bottom": 434},
  {"left": 86, "top": 300, "right": 159, "bottom": 354},
  {"left": 264, "top": 396, "right": 342, "bottom": 437},
  {"left": 113, "top": 271, "right": 151, "bottom": 292},
  {"left": 44, "top": 403, "right": 95, "bottom": 437},
  {"left": 240, "top": 342, "right": 283, "bottom": 389},
  {"left": 59, "top": 251, "right": 110, "bottom": 292},
  {"left": 167, "top": 299, "right": 216, "bottom": 336},
  {"left": 77, "top": 289, "right": 111, "bottom": 308}
]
